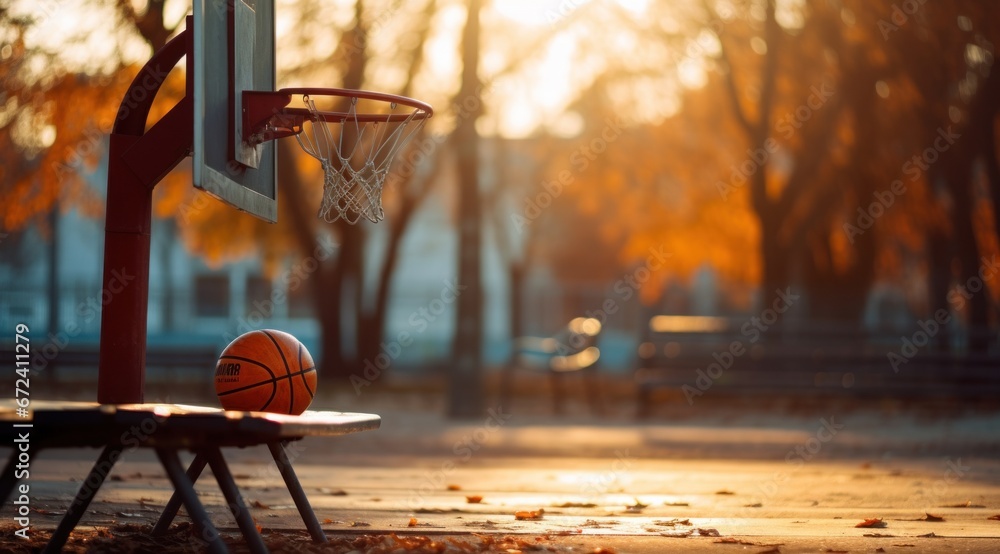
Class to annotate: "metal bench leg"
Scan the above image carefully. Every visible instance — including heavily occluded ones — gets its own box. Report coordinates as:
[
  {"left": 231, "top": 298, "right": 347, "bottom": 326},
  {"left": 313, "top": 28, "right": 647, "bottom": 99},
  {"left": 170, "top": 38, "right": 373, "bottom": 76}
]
[
  {"left": 43, "top": 444, "right": 122, "bottom": 554},
  {"left": 549, "top": 371, "right": 565, "bottom": 415},
  {"left": 152, "top": 452, "right": 209, "bottom": 535},
  {"left": 267, "top": 441, "right": 326, "bottom": 543},
  {"left": 204, "top": 447, "right": 269, "bottom": 554},
  {"left": 156, "top": 448, "right": 228, "bottom": 554}
]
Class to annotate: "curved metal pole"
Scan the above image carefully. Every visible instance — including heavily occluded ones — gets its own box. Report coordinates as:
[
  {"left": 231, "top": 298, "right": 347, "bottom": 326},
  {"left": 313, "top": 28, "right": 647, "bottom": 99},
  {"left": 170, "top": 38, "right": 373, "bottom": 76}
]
[{"left": 98, "top": 18, "right": 194, "bottom": 404}]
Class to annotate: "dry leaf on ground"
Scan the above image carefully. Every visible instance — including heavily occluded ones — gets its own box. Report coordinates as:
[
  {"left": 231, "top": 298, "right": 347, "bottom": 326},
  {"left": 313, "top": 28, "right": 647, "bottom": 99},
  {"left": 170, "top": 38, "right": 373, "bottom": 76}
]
[
  {"left": 697, "top": 528, "right": 721, "bottom": 536},
  {"left": 514, "top": 509, "right": 544, "bottom": 520},
  {"left": 446, "top": 484, "right": 462, "bottom": 491},
  {"left": 855, "top": 517, "right": 886, "bottom": 528},
  {"left": 987, "top": 514, "right": 1000, "bottom": 520},
  {"left": 250, "top": 500, "right": 269, "bottom": 509},
  {"left": 715, "top": 490, "right": 735, "bottom": 495},
  {"left": 652, "top": 518, "right": 692, "bottom": 527},
  {"left": 923, "top": 513, "right": 945, "bottom": 522},
  {"left": 466, "top": 495, "right": 483, "bottom": 504}
]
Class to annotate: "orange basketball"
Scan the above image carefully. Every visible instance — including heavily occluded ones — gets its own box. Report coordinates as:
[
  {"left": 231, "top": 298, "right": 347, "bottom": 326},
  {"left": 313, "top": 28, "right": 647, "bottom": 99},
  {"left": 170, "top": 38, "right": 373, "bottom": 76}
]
[{"left": 215, "top": 329, "right": 317, "bottom": 415}]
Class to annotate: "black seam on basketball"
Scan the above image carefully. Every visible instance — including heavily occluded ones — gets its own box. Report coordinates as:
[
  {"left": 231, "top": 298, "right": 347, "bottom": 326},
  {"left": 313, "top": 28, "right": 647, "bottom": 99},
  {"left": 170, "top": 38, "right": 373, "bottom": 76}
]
[
  {"left": 217, "top": 351, "right": 277, "bottom": 409},
  {"left": 261, "top": 330, "right": 293, "bottom": 414},
  {"left": 297, "top": 343, "right": 315, "bottom": 399},
  {"left": 216, "top": 368, "right": 315, "bottom": 396}
]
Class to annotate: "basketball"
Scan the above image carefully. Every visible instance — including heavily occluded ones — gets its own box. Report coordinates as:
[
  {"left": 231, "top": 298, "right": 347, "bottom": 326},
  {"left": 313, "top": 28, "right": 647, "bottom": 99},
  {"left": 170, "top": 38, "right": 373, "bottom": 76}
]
[{"left": 215, "top": 330, "right": 317, "bottom": 415}]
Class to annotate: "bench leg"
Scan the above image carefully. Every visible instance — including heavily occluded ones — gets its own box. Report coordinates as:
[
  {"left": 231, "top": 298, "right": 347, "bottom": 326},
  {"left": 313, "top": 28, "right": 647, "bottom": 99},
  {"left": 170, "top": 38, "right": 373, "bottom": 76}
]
[
  {"left": 549, "top": 371, "right": 564, "bottom": 415},
  {"left": 583, "top": 368, "right": 604, "bottom": 416},
  {"left": 152, "top": 451, "right": 209, "bottom": 535},
  {"left": 43, "top": 444, "right": 122, "bottom": 554},
  {"left": 636, "top": 385, "right": 651, "bottom": 419},
  {"left": 203, "top": 447, "right": 269, "bottom": 554},
  {"left": 156, "top": 448, "right": 228, "bottom": 554},
  {"left": 267, "top": 441, "right": 326, "bottom": 543}
]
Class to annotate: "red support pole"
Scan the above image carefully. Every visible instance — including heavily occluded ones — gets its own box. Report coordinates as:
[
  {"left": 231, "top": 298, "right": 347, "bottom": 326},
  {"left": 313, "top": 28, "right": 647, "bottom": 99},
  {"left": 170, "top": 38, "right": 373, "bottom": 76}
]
[
  {"left": 97, "top": 135, "right": 154, "bottom": 403},
  {"left": 97, "top": 20, "right": 194, "bottom": 404}
]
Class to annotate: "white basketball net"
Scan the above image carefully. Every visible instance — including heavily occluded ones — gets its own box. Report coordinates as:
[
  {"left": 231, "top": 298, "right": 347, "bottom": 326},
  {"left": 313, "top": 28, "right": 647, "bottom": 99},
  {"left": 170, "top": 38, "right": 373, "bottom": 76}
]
[{"left": 295, "top": 95, "right": 425, "bottom": 224}]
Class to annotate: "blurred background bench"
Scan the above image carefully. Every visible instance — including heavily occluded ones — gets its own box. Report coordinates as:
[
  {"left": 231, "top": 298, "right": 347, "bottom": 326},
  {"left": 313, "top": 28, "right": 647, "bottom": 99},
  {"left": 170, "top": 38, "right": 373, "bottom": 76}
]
[
  {"left": 635, "top": 315, "right": 1000, "bottom": 418},
  {"left": 501, "top": 317, "right": 604, "bottom": 415}
]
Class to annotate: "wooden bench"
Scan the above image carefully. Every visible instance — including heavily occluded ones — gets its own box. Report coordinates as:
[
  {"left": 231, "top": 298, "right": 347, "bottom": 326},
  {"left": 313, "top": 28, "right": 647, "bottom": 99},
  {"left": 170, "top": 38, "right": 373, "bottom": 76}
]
[
  {"left": 500, "top": 317, "right": 603, "bottom": 415},
  {"left": 635, "top": 315, "right": 1000, "bottom": 417},
  {"left": 0, "top": 401, "right": 380, "bottom": 553}
]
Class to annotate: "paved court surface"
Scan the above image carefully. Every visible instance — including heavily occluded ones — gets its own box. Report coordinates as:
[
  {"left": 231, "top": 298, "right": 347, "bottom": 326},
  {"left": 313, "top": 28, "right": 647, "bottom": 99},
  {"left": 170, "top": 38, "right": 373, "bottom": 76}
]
[{"left": 2, "top": 391, "right": 1000, "bottom": 552}]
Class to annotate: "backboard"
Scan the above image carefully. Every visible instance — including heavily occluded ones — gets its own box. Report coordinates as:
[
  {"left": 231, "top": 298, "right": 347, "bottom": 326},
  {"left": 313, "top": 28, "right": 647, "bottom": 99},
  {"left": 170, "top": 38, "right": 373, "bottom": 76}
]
[{"left": 192, "top": 0, "right": 277, "bottom": 222}]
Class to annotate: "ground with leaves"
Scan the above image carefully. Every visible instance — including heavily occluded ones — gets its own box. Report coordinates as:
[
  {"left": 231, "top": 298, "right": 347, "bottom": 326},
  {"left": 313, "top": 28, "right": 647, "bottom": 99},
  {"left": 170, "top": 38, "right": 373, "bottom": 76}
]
[{"left": 2, "top": 392, "right": 1000, "bottom": 552}]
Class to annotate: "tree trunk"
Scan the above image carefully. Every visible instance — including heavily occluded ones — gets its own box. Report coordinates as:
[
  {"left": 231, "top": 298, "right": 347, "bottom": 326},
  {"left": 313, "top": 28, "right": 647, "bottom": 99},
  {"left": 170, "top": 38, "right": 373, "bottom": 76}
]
[{"left": 448, "top": 0, "right": 485, "bottom": 418}]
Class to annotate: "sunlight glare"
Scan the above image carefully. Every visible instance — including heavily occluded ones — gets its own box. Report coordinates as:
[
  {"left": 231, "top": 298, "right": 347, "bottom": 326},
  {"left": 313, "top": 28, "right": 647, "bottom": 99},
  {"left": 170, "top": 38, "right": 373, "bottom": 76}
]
[{"left": 493, "top": 0, "right": 648, "bottom": 27}]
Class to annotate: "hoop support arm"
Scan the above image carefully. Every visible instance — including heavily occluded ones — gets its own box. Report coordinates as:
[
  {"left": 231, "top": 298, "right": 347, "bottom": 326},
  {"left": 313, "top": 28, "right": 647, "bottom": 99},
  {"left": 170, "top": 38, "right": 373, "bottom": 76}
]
[{"left": 242, "top": 87, "right": 434, "bottom": 146}]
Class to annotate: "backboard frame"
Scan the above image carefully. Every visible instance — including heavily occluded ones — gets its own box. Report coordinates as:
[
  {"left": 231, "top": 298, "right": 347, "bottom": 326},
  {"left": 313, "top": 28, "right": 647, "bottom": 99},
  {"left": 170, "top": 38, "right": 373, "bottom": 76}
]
[{"left": 192, "top": 0, "right": 278, "bottom": 223}]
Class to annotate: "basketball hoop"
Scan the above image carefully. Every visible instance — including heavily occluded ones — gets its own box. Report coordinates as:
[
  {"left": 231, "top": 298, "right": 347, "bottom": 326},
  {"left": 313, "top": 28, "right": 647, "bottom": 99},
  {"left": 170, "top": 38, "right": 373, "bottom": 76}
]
[{"left": 242, "top": 87, "right": 433, "bottom": 224}]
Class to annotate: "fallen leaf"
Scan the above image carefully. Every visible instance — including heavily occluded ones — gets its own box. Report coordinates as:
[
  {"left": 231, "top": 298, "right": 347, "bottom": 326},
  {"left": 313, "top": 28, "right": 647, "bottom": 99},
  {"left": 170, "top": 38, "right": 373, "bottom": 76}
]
[
  {"left": 514, "top": 509, "right": 544, "bottom": 520},
  {"left": 714, "top": 537, "right": 756, "bottom": 545},
  {"left": 863, "top": 533, "right": 894, "bottom": 538},
  {"left": 923, "top": 513, "right": 945, "bottom": 522},
  {"left": 466, "top": 495, "right": 483, "bottom": 504},
  {"left": 553, "top": 502, "right": 598, "bottom": 508},
  {"left": 250, "top": 500, "right": 269, "bottom": 509},
  {"left": 408, "top": 517, "right": 418, "bottom": 527},
  {"left": 916, "top": 532, "right": 939, "bottom": 538},
  {"left": 698, "top": 528, "right": 721, "bottom": 536},
  {"left": 322, "top": 518, "right": 334, "bottom": 524},
  {"left": 350, "top": 521, "right": 370, "bottom": 527},
  {"left": 446, "top": 484, "right": 462, "bottom": 491},
  {"left": 665, "top": 501, "right": 690, "bottom": 506},
  {"left": 756, "top": 547, "right": 781, "bottom": 554},
  {"left": 659, "top": 529, "right": 693, "bottom": 538},
  {"left": 876, "top": 549, "right": 886, "bottom": 553},
  {"left": 988, "top": 514, "right": 1000, "bottom": 521},
  {"left": 855, "top": 517, "right": 886, "bottom": 528},
  {"left": 941, "top": 501, "right": 985, "bottom": 508},
  {"left": 715, "top": 490, "right": 735, "bottom": 495},
  {"left": 744, "top": 502, "right": 763, "bottom": 508},
  {"left": 652, "top": 518, "right": 692, "bottom": 527},
  {"left": 630, "top": 498, "right": 648, "bottom": 508}
]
